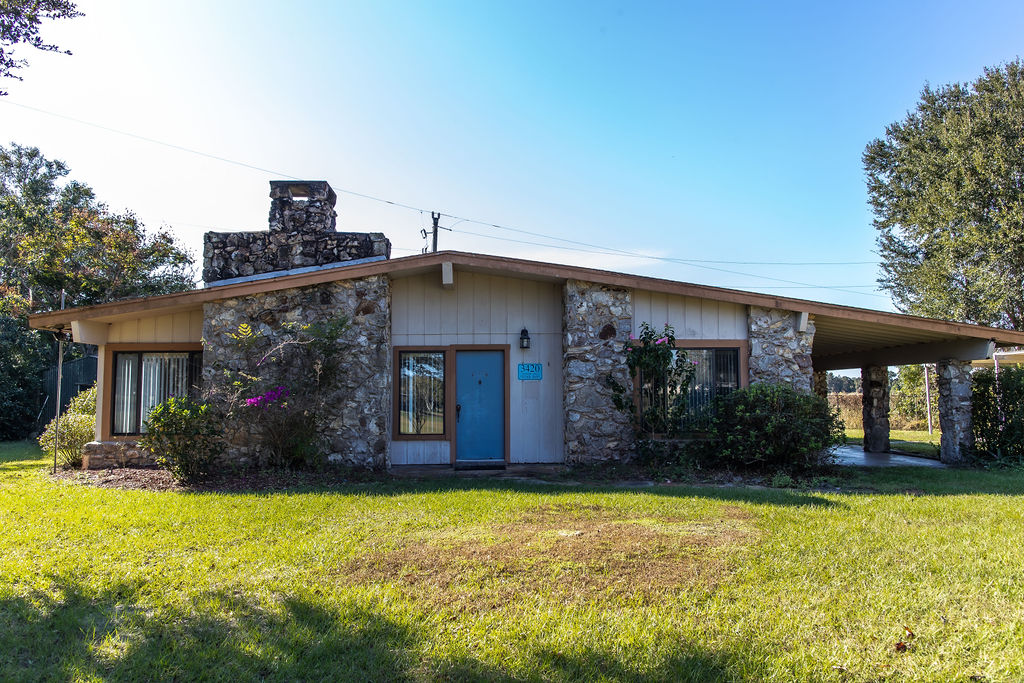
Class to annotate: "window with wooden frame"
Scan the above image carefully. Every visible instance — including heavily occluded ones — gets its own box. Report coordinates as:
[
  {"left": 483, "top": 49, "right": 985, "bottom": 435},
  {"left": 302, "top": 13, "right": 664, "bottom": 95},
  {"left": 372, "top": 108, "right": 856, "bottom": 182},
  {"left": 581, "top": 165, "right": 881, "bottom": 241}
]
[
  {"left": 395, "top": 349, "right": 447, "bottom": 438},
  {"left": 111, "top": 351, "right": 202, "bottom": 435},
  {"left": 680, "top": 344, "right": 746, "bottom": 430}
]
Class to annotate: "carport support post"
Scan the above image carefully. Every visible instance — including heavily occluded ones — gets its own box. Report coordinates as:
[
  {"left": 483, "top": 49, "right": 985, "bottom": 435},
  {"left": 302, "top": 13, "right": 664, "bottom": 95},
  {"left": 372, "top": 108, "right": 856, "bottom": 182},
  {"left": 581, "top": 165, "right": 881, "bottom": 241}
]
[
  {"left": 812, "top": 370, "right": 828, "bottom": 399},
  {"left": 936, "top": 359, "right": 973, "bottom": 465},
  {"left": 861, "top": 365, "right": 890, "bottom": 453}
]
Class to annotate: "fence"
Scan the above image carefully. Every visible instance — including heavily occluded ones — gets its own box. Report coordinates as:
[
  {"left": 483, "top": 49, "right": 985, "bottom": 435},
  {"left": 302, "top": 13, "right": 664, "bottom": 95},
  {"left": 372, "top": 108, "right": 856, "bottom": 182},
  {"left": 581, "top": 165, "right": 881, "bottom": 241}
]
[{"left": 37, "top": 355, "right": 97, "bottom": 429}]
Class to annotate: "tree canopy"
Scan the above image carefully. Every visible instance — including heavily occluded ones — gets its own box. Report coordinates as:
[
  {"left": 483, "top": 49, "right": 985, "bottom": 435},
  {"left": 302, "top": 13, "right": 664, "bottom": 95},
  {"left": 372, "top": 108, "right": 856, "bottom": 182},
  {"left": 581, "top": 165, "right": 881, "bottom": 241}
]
[
  {"left": 0, "top": 143, "right": 195, "bottom": 440},
  {"left": 0, "top": 0, "right": 81, "bottom": 94},
  {"left": 864, "top": 61, "right": 1024, "bottom": 329},
  {"left": 0, "top": 143, "right": 195, "bottom": 313}
]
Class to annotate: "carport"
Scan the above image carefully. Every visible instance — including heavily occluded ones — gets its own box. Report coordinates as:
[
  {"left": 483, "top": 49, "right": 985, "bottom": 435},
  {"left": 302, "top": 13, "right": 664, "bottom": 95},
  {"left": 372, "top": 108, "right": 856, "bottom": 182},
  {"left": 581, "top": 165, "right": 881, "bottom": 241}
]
[{"left": 808, "top": 309, "right": 1024, "bottom": 464}]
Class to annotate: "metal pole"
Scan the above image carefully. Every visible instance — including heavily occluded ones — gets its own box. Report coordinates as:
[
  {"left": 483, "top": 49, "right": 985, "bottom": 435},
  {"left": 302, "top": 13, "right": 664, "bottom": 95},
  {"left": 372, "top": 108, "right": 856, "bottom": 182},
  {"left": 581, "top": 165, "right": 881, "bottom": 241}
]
[
  {"left": 431, "top": 212, "right": 440, "bottom": 253},
  {"left": 52, "top": 290, "right": 66, "bottom": 475},
  {"left": 923, "top": 364, "right": 933, "bottom": 435},
  {"left": 53, "top": 335, "right": 64, "bottom": 474}
]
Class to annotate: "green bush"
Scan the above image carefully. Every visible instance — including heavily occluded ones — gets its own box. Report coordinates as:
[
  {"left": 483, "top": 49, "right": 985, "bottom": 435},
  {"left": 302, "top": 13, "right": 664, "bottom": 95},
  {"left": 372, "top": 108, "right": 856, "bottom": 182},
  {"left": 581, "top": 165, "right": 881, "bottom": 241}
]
[
  {"left": 693, "top": 383, "right": 845, "bottom": 472},
  {"left": 139, "top": 397, "right": 223, "bottom": 484},
  {"left": 972, "top": 367, "right": 1024, "bottom": 466},
  {"left": 36, "top": 385, "right": 97, "bottom": 469}
]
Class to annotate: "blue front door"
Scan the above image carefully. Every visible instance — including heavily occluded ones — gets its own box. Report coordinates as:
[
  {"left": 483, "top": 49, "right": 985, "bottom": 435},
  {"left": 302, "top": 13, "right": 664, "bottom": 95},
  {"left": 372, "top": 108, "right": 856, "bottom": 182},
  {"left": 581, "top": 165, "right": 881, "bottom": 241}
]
[{"left": 455, "top": 350, "right": 505, "bottom": 461}]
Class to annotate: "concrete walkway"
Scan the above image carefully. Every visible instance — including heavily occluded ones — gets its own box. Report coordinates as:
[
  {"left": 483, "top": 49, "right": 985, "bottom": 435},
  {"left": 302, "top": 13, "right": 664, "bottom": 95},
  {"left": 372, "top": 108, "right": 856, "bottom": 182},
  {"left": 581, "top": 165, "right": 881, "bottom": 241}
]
[{"left": 833, "top": 445, "right": 947, "bottom": 468}]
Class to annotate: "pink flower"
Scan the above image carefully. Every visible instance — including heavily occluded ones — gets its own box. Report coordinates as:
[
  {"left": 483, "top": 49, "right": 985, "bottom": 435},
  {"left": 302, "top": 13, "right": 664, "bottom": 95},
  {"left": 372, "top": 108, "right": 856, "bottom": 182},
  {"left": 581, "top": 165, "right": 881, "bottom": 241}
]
[
  {"left": 692, "top": 360, "right": 699, "bottom": 365},
  {"left": 655, "top": 337, "right": 668, "bottom": 345},
  {"left": 629, "top": 333, "right": 636, "bottom": 340}
]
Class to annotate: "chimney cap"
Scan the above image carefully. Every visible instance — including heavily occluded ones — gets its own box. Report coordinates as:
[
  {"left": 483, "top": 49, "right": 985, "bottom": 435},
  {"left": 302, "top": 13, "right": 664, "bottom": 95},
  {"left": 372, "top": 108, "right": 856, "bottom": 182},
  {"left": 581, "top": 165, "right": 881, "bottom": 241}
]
[{"left": 269, "top": 180, "right": 337, "bottom": 207}]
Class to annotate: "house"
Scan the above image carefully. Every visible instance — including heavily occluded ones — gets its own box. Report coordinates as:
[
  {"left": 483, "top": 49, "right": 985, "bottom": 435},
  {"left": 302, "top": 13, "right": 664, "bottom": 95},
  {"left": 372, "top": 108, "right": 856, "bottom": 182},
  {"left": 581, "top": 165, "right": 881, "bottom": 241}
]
[{"left": 29, "top": 181, "right": 1024, "bottom": 468}]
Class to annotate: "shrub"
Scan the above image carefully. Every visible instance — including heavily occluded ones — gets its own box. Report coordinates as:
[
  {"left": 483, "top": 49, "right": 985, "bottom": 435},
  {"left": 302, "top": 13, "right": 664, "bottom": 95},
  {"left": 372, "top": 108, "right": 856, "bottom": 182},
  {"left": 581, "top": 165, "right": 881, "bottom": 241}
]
[
  {"left": 37, "top": 385, "right": 97, "bottom": 469},
  {"left": 139, "top": 397, "right": 223, "bottom": 484},
  {"left": 693, "top": 383, "right": 845, "bottom": 472},
  {"left": 972, "top": 366, "right": 1024, "bottom": 466},
  {"left": 609, "top": 322, "right": 696, "bottom": 438},
  {"left": 212, "top": 316, "right": 350, "bottom": 470}
]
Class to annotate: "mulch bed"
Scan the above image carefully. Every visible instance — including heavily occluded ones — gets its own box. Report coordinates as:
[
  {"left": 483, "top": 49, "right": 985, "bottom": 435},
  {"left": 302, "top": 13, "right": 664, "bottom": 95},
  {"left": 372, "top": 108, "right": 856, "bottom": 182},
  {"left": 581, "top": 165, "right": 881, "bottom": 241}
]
[{"left": 51, "top": 465, "right": 387, "bottom": 493}]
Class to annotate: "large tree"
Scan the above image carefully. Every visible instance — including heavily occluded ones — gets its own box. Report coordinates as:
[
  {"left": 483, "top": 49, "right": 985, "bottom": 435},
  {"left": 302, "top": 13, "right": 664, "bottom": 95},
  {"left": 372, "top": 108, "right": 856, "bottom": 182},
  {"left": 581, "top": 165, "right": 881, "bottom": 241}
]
[
  {"left": 0, "top": 143, "right": 195, "bottom": 439},
  {"left": 0, "top": 143, "right": 195, "bottom": 311},
  {"left": 864, "top": 61, "right": 1024, "bottom": 328},
  {"left": 0, "top": 0, "right": 81, "bottom": 94}
]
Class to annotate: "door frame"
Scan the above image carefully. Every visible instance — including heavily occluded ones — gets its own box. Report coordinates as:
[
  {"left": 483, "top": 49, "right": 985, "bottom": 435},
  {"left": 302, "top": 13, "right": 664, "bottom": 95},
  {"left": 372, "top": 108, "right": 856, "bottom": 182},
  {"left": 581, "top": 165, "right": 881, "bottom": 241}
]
[
  {"left": 450, "top": 345, "right": 510, "bottom": 465},
  {"left": 391, "top": 344, "right": 510, "bottom": 465}
]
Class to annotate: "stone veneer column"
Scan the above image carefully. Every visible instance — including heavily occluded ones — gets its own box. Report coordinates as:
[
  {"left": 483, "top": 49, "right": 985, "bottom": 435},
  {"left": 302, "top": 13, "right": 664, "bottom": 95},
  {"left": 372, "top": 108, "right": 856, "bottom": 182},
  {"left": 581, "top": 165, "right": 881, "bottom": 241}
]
[
  {"left": 562, "top": 280, "right": 634, "bottom": 463},
  {"left": 937, "top": 359, "right": 973, "bottom": 465},
  {"left": 747, "top": 307, "right": 815, "bottom": 392},
  {"left": 861, "top": 365, "right": 890, "bottom": 453},
  {"left": 202, "top": 275, "right": 391, "bottom": 468},
  {"left": 813, "top": 370, "right": 828, "bottom": 399}
]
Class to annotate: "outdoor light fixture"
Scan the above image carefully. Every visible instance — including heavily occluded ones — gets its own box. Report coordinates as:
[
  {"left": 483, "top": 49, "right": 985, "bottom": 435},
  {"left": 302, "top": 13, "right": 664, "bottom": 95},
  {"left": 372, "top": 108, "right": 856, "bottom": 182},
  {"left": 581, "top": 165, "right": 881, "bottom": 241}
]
[{"left": 519, "top": 328, "right": 531, "bottom": 349}]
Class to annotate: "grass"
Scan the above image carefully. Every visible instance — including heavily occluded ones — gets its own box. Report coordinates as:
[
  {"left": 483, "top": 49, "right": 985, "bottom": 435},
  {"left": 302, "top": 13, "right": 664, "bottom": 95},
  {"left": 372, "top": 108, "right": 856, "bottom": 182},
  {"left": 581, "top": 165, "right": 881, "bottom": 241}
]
[
  {"left": 3, "top": 441, "right": 1024, "bottom": 681},
  {"left": 845, "top": 428, "right": 942, "bottom": 458}
]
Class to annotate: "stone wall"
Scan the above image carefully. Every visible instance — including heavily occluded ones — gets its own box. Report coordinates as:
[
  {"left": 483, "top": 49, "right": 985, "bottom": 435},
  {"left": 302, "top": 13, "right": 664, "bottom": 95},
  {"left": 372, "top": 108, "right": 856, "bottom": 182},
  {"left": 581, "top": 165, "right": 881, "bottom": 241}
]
[
  {"left": 748, "top": 307, "right": 815, "bottom": 393},
  {"left": 562, "top": 279, "right": 634, "bottom": 463},
  {"left": 202, "top": 275, "right": 391, "bottom": 468},
  {"left": 82, "top": 441, "right": 154, "bottom": 469},
  {"left": 861, "top": 365, "right": 891, "bottom": 453},
  {"left": 937, "top": 359, "right": 973, "bottom": 465},
  {"left": 203, "top": 181, "right": 390, "bottom": 283}
]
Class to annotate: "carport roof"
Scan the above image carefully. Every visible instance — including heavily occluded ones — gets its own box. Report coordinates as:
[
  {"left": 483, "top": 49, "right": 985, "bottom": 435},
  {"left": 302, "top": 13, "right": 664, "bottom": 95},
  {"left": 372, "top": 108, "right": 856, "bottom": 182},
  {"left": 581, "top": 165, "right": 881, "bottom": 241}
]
[{"left": 28, "top": 250, "right": 1024, "bottom": 369}]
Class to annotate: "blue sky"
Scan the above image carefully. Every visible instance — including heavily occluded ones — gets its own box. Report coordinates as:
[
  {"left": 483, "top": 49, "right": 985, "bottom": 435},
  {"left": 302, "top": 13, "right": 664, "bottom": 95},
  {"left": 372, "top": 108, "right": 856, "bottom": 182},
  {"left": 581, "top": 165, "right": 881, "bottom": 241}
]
[{"left": 2, "top": 0, "right": 1023, "bottom": 310}]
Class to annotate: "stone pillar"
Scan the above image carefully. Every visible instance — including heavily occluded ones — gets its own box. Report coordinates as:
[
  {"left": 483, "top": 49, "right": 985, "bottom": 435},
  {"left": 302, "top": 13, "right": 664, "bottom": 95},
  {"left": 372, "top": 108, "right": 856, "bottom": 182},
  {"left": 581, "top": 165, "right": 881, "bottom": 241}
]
[
  {"left": 563, "top": 280, "right": 634, "bottom": 463},
  {"left": 937, "top": 359, "right": 973, "bottom": 465},
  {"left": 861, "top": 365, "right": 890, "bottom": 453},
  {"left": 747, "top": 307, "right": 815, "bottom": 392},
  {"left": 813, "top": 370, "right": 828, "bottom": 399}
]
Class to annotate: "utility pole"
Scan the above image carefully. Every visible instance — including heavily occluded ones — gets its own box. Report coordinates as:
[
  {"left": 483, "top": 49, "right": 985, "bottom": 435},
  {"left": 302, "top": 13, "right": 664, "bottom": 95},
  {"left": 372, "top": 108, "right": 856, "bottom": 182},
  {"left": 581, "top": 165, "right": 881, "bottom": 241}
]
[{"left": 421, "top": 212, "right": 448, "bottom": 253}]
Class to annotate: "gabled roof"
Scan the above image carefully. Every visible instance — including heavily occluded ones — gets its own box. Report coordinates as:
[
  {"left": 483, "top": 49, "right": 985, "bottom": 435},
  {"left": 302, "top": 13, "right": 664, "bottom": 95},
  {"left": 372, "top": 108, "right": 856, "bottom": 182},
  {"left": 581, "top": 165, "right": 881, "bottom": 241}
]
[{"left": 28, "top": 250, "right": 1024, "bottom": 369}]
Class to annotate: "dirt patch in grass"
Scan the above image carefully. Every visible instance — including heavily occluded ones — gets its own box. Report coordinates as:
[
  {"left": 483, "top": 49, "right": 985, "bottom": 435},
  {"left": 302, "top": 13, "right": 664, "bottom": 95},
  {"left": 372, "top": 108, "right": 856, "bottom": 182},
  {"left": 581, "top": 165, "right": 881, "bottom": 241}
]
[{"left": 342, "top": 507, "right": 756, "bottom": 608}]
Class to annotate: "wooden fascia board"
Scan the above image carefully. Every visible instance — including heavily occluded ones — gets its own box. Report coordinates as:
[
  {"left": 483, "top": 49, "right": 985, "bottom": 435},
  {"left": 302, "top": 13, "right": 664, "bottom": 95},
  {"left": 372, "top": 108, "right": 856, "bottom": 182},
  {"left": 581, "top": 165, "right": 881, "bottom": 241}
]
[{"left": 27, "top": 250, "right": 1024, "bottom": 346}]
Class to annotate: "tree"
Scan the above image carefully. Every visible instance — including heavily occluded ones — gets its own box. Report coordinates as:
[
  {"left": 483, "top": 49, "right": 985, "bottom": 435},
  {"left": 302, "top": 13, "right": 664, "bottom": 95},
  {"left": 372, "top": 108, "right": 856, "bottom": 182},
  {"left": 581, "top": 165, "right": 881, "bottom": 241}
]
[
  {"left": 864, "top": 61, "right": 1024, "bottom": 328},
  {"left": 0, "top": 143, "right": 195, "bottom": 440},
  {"left": 0, "top": 0, "right": 81, "bottom": 94},
  {"left": 0, "top": 143, "right": 195, "bottom": 310}
]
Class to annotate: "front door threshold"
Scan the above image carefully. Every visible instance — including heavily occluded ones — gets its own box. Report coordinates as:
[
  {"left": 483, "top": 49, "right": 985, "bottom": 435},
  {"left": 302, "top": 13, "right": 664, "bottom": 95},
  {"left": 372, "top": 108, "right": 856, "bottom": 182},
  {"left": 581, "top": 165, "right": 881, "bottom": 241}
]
[{"left": 454, "top": 459, "right": 507, "bottom": 470}]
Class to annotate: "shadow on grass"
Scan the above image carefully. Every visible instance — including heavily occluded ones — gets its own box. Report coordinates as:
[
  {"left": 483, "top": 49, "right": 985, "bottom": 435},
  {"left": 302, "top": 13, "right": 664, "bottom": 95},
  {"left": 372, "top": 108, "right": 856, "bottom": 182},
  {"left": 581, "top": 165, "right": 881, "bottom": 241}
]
[
  {"left": 186, "top": 476, "right": 844, "bottom": 508},
  {"left": 0, "top": 575, "right": 736, "bottom": 682},
  {"left": 185, "top": 465, "right": 1024, "bottom": 501}
]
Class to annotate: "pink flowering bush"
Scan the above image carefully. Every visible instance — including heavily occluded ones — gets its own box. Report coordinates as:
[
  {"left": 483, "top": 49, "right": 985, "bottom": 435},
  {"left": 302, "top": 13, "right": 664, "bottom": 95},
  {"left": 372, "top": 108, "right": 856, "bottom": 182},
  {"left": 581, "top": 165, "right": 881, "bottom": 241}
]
[
  {"left": 245, "top": 386, "right": 289, "bottom": 409},
  {"left": 215, "top": 315, "right": 350, "bottom": 469},
  {"left": 609, "top": 322, "right": 696, "bottom": 436}
]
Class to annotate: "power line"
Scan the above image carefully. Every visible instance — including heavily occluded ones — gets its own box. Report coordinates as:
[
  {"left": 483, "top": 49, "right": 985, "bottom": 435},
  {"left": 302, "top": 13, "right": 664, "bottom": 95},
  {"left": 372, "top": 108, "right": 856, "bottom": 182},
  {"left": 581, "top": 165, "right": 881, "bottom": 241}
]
[
  {"left": 2, "top": 99, "right": 883, "bottom": 297},
  {"left": 448, "top": 227, "right": 887, "bottom": 297}
]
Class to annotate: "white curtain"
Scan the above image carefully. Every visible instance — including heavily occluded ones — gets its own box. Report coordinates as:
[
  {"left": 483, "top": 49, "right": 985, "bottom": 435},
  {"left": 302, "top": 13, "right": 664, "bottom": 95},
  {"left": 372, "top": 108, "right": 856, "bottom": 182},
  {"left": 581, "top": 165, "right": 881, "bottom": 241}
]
[
  {"left": 113, "top": 354, "right": 138, "bottom": 434},
  {"left": 138, "top": 353, "right": 190, "bottom": 433}
]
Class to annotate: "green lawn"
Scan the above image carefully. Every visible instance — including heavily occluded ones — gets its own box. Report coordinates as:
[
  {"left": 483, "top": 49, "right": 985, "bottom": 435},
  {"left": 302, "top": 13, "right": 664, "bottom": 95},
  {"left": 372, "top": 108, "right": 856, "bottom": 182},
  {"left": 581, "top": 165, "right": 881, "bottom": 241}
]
[
  {"left": 3, "top": 441, "right": 1024, "bottom": 681},
  {"left": 845, "top": 428, "right": 942, "bottom": 458}
]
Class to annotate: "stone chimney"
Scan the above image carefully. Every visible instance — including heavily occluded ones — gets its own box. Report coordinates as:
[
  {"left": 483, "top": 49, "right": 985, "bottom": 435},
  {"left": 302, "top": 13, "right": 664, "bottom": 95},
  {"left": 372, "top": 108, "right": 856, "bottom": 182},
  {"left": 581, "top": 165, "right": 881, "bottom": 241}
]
[{"left": 202, "top": 180, "right": 391, "bottom": 284}]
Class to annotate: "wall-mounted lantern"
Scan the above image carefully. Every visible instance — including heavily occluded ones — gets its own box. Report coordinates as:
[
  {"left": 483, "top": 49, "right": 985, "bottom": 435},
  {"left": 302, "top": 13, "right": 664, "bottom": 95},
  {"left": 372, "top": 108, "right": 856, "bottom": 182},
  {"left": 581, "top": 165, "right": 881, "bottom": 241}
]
[{"left": 519, "top": 328, "right": 531, "bottom": 350}]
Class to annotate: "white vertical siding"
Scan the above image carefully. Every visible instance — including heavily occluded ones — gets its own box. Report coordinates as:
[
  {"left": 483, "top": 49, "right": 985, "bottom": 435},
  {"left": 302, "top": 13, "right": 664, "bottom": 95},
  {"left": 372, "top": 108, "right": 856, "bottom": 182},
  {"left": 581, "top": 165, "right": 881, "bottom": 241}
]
[
  {"left": 392, "top": 271, "right": 564, "bottom": 464},
  {"left": 632, "top": 290, "right": 747, "bottom": 340}
]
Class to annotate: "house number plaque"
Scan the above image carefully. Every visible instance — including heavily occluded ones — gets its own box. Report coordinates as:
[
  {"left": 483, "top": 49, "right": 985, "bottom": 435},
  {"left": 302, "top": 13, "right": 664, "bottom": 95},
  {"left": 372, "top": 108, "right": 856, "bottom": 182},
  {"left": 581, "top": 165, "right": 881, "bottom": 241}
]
[{"left": 517, "top": 363, "right": 543, "bottom": 380}]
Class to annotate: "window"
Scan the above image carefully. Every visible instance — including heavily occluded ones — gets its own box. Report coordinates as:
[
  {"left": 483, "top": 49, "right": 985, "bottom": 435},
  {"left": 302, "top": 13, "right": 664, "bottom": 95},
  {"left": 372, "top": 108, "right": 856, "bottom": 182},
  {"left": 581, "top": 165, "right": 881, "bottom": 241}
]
[
  {"left": 112, "top": 351, "right": 201, "bottom": 435},
  {"left": 397, "top": 350, "right": 445, "bottom": 436},
  {"left": 683, "top": 347, "right": 741, "bottom": 430}
]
